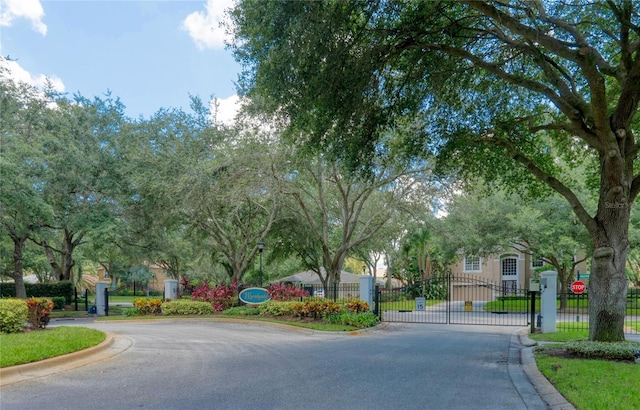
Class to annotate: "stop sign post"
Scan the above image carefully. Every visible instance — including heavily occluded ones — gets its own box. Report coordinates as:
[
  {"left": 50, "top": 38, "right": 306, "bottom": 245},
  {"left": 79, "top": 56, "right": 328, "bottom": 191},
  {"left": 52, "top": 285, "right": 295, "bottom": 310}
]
[{"left": 570, "top": 280, "right": 587, "bottom": 294}]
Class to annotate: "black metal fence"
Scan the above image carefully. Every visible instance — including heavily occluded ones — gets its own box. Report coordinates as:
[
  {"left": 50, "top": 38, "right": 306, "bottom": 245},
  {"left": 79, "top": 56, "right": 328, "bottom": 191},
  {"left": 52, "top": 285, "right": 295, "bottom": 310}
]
[
  {"left": 556, "top": 291, "right": 640, "bottom": 335},
  {"left": 375, "top": 274, "right": 532, "bottom": 326},
  {"left": 297, "top": 282, "right": 363, "bottom": 301}
]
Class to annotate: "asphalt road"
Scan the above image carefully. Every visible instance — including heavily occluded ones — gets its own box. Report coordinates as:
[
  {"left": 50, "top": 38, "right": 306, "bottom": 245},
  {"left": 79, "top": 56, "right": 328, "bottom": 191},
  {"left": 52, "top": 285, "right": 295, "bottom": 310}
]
[{"left": 0, "top": 320, "right": 548, "bottom": 410}]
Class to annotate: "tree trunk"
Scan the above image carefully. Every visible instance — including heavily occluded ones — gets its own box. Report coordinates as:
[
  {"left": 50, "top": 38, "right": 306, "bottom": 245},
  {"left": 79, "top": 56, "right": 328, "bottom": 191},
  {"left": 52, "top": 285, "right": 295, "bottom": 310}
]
[
  {"left": 42, "top": 240, "right": 63, "bottom": 280},
  {"left": 588, "top": 147, "right": 631, "bottom": 342},
  {"left": 12, "top": 236, "right": 27, "bottom": 299},
  {"left": 60, "top": 230, "right": 78, "bottom": 281},
  {"left": 589, "top": 244, "right": 629, "bottom": 341}
]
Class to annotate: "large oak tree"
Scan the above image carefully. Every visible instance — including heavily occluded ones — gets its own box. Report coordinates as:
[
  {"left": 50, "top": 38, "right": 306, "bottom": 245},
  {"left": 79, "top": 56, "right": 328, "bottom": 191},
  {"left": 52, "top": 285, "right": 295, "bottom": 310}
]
[{"left": 229, "top": 0, "right": 640, "bottom": 341}]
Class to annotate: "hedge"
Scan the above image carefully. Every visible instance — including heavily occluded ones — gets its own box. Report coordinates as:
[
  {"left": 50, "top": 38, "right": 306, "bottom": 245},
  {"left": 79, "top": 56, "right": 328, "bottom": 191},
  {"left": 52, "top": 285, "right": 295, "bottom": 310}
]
[
  {"left": 0, "top": 281, "right": 74, "bottom": 304},
  {"left": 0, "top": 298, "right": 29, "bottom": 333}
]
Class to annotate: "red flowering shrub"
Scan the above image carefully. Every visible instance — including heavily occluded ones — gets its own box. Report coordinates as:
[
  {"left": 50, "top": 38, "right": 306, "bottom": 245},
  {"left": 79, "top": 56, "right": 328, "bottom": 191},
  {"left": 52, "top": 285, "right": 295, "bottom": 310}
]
[
  {"left": 133, "top": 298, "right": 163, "bottom": 315},
  {"left": 26, "top": 297, "right": 54, "bottom": 329},
  {"left": 345, "top": 299, "right": 370, "bottom": 313},
  {"left": 179, "top": 277, "right": 194, "bottom": 296},
  {"left": 267, "top": 283, "right": 309, "bottom": 301},
  {"left": 191, "top": 280, "right": 238, "bottom": 312}
]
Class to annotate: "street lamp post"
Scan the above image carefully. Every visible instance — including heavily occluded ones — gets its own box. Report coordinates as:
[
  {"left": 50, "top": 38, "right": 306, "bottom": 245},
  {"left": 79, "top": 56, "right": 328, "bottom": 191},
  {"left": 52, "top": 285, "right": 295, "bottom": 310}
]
[{"left": 258, "top": 240, "right": 264, "bottom": 287}]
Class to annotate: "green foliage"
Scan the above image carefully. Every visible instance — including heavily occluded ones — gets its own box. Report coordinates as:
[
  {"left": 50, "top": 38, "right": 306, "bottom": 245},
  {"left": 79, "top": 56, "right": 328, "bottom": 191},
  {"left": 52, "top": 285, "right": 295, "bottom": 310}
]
[
  {"left": 223, "top": 306, "right": 261, "bottom": 316},
  {"left": 50, "top": 297, "right": 66, "bottom": 310},
  {"left": 0, "top": 299, "right": 29, "bottom": 334},
  {"left": 563, "top": 341, "right": 640, "bottom": 362},
  {"left": 228, "top": 0, "right": 640, "bottom": 342},
  {"left": 325, "top": 311, "right": 379, "bottom": 328},
  {"left": 258, "top": 300, "right": 297, "bottom": 316},
  {"left": 0, "top": 281, "right": 74, "bottom": 304},
  {"left": 132, "top": 298, "right": 162, "bottom": 315},
  {"left": 161, "top": 300, "right": 214, "bottom": 316}
]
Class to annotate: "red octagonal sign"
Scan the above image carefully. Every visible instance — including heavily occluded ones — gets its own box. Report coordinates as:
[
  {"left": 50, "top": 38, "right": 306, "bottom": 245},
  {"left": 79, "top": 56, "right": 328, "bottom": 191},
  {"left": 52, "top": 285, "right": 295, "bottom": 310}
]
[{"left": 570, "top": 280, "right": 587, "bottom": 294}]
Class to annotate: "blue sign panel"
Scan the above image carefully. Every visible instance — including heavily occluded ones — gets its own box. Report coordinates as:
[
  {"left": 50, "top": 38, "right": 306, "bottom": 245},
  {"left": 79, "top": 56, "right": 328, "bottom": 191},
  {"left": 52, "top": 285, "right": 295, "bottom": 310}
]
[{"left": 239, "top": 287, "right": 271, "bottom": 304}]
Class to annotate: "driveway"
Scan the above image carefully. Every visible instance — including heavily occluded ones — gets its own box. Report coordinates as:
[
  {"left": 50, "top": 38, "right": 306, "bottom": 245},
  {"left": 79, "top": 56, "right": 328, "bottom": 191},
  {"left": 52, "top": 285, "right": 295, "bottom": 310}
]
[{"left": 0, "top": 320, "right": 550, "bottom": 410}]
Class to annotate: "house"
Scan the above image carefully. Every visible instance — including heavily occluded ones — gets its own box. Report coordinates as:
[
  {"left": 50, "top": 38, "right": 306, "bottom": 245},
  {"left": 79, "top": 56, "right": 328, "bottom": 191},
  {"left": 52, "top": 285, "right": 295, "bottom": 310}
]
[
  {"left": 449, "top": 251, "right": 587, "bottom": 300},
  {"left": 96, "top": 264, "right": 170, "bottom": 293}
]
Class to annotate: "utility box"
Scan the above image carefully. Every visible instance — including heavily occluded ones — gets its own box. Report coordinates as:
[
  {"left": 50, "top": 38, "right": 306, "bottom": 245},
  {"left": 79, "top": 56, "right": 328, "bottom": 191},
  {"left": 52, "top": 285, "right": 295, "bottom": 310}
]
[
  {"left": 529, "top": 279, "right": 540, "bottom": 292},
  {"left": 95, "top": 281, "right": 109, "bottom": 316},
  {"left": 539, "top": 270, "right": 558, "bottom": 333},
  {"left": 359, "top": 275, "right": 374, "bottom": 311},
  {"left": 164, "top": 279, "right": 178, "bottom": 301}
]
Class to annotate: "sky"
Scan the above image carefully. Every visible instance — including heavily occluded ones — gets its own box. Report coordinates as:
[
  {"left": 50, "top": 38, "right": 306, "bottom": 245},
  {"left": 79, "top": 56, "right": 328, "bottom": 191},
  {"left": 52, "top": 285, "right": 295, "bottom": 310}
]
[{"left": 0, "top": 0, "right": 241, "bottom": 122}]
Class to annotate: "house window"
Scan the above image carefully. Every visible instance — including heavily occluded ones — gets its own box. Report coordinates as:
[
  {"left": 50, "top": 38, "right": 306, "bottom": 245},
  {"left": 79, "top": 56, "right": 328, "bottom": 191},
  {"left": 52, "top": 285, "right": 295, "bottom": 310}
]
[
  {"left": 464, "top": 255, "right": 481, "bottom": 272},
  {"left": 531, "top": 256, "right": 544, "bottom": 269},
  {"left": 500, "top": 255, "right": 518, "bottom": 276},
  {"left": 502, "top": 280, "right": 518, "bottom": 295}
]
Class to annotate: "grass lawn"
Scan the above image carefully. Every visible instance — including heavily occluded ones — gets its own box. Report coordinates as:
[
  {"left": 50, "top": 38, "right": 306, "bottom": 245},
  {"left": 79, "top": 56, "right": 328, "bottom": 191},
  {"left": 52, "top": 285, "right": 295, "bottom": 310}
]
[
  {"left": 0, "top": 327, "right": 106, "bottom": 367},
  {"left": 532, "top": 329, "right": 640, "bottom": 410},
  {"left": 535, "top": 350, "right": 640, "bottom": 410}
]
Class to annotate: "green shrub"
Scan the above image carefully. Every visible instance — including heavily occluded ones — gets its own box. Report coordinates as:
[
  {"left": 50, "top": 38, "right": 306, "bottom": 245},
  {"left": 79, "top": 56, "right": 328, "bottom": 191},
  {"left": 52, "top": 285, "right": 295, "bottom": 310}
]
[
  {"left": 51, "top": 297, "right": 66, "bottom": 310},
  {"left": 161, "top": 300, "right": 214, "bottom": 315},
  {"left": 124, "top": 308, "right": 140, "bottom": 317},
  {"left": 133, "top": 298, "right": 163, "bottom": 315},
  {"left": 0, "top": 299, "right": 29, "bottom": 333},
  {"left": 325, "top": 311, "right": 379, "bottom": 328},
  {"left": 259, "top": 301, "right": 297, "bottom": 316},
  {"left": 564, "top": 340, "right": 640, "bottom": 361},
  {"left": 0, "top": 281, "right": 74, "bottom": 304},
  {"left": 223, "top": 306, "right": 261, "bottom": 315}
]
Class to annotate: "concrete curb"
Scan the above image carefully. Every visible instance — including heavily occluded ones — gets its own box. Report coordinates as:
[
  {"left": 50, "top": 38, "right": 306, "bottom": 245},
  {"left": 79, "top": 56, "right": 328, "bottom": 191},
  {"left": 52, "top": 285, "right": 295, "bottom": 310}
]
[
  {"left": 0, "top": 332, "right": 132, "bottom": 387},
  {"left": 517, "top": 329, "right": 576, "bottom": 410}
]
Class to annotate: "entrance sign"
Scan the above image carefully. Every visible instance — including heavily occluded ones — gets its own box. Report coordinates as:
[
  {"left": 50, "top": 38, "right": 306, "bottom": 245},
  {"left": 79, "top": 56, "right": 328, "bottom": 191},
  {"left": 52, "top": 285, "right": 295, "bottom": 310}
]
[
  {"left": 570, "top": 281, "right": 587, "bottom": 294},
  {"left": 239, "top": 287, "right": 271, "bottom": 304}
]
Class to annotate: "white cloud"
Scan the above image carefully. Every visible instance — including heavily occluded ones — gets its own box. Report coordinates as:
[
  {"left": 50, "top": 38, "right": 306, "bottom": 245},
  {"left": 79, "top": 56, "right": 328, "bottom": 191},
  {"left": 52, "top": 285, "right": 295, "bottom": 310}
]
[
  {"left": 0, "top": 57, "right": 65, "bottom": 92},
  {"left": 210, "top": 94, "right": 240, "bottom": 125},
  {"left": 181, "top": 0, "right": 235, "bottom": 50},
  {"left": 0, "top": 0, "right": 47, "bottom": 35}
]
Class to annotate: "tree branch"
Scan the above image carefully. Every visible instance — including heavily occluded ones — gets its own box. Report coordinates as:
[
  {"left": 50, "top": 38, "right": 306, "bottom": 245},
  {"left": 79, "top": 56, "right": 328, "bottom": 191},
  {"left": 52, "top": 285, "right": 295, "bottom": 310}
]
[{"left": 490, "top": 137, "right": 599, "bottom": 235}]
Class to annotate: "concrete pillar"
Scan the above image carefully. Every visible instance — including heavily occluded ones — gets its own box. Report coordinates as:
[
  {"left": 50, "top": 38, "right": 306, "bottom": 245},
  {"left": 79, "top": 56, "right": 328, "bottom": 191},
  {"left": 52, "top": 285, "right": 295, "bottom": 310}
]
[
  {"left": 539, "top": 270, "right": 558, "bottom": 333},
  {"left": 164, "top": 279, "right": 179, "bottom": 301},
  {"left": 359, "top": 275, "right": 374, "bottom": 311},
  {"left": 95, "top": 281, "right": 109, "bottom": 316}
]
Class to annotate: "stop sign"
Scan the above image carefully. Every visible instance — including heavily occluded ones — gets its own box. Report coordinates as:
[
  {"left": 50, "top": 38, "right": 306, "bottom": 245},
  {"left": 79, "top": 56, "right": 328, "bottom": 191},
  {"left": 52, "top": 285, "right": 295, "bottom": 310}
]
[{"left": 570, "top": 280, "right": 587, "bottom": 294}]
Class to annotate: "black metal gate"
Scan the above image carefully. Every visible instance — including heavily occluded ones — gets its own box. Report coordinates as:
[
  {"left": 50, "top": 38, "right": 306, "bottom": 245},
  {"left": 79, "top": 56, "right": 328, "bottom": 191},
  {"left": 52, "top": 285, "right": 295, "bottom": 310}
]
[{"left": 375, "top": 273, "right": 532, "bottom": 326}]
